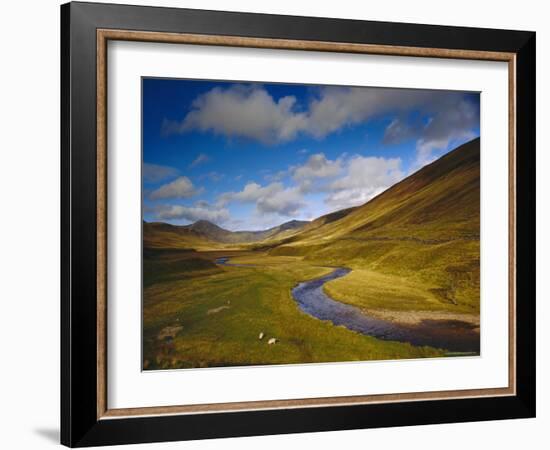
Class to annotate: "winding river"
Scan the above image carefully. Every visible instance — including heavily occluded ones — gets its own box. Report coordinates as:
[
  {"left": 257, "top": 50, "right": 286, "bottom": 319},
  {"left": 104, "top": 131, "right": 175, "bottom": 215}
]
[{"left": 216, "top": 257, "right": 479, "bottom": 353}]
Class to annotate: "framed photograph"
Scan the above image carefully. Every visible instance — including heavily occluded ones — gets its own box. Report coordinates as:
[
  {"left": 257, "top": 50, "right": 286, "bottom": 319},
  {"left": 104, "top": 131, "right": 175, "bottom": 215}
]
[{"left": 61, "top": 2, "right": 536, "bottom": 447}]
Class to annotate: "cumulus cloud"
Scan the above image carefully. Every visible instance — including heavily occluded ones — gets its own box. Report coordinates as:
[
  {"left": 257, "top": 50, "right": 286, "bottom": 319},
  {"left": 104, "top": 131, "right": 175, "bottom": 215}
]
[
  {"left": 256, "top": 187, "right": 304, "bottom": 216},
  {"left": 189, "top": 153, "right": 211, "bottom": 168},
  {"left": 149, "top": 176, "right": 202, "bottom": 200},
  {"left": 292, "top": 153, "right": 342, "bottom": 181},
  {"left": 302, "top": 87, "right": 429, "bottom": 139},
  {"left": 154, "top": 204, "right": 230, "bottom": 224},
  {"left": 143, "top": 163, "right": 178, "bottom": 183},
  {"left": 218, "top": 182, "right": 275, "bottom": 204},
  {"left": 163, "top": 85, "right": 307, "bottom": 144},
  {"left": 325, "top": 156, "right": 404, "bottom": 210},
  {"left": 218, "top": 181, "right": 305, "bottom": 217}
]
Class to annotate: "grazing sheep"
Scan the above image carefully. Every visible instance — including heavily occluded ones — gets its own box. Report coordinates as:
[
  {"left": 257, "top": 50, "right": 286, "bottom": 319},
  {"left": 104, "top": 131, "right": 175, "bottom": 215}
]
[
  {"left": 259, "top": 332, "right": 264, "bottom": 340},
  {"left": 268, "top": 338, "right": 278, "bottom": 345}
]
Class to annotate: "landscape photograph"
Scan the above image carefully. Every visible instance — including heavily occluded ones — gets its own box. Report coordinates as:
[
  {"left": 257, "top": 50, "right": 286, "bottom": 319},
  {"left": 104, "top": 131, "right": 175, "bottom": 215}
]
[{"left": 142, "top": 78, "right": 481, "bottom": 370}]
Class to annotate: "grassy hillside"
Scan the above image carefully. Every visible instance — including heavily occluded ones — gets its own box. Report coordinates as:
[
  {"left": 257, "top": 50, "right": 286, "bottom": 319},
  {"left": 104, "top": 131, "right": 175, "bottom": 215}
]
[
  {"left": 143, "top": 221, "right": 222, "bottom": 250},
  {"left": 270, "top": 138, "right": 480, "bottom": 316}
]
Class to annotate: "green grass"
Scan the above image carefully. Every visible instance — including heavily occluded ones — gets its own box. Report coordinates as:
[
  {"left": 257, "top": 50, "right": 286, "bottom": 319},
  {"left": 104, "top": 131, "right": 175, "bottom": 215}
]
[
  {"left": 143, "top": 253, "right": 443, "bottom": 370},
  {"left": 312, "top": 239, "right": 480, "bottom": 315},
  {"left": 143, "top": 248, "right": 222, "bottom": 288}
]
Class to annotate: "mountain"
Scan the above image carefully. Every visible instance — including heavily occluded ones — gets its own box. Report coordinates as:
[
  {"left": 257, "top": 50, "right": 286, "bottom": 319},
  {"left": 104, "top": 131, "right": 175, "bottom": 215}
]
[
  {"left": 261, "top": 219, "right": 310, "bottom": 240},
  {"left": 143, "top": 221, "right": 218, "bottom": 250},
  {"left": 274, "top": 138, "right": 480, "bottom": 249},
  {"left": 143, "top": 218, "right": 309, "bottom": 248},
  {"left": 269, "top": 138, "right": 480, "bottom": 311},
  {"left": 186, "top": 220, "right": 241, "bottom": 242}
]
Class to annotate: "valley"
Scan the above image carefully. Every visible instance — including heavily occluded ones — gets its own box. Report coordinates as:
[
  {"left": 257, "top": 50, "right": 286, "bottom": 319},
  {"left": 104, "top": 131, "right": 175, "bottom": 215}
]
[{"left": 143, "top": 138, "right": 481, "bottom": 370}]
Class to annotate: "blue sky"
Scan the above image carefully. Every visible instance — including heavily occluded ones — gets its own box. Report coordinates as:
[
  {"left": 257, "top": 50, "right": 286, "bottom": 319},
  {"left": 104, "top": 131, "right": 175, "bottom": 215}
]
[{"left": 143, "top": 78, "right": 479, "bottom": 231}]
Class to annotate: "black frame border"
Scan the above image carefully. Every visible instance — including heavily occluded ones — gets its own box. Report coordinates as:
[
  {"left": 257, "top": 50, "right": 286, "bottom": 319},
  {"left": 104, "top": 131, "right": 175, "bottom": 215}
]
[{"left": 61, "top": 2, "right": 536, "bottom": 447}]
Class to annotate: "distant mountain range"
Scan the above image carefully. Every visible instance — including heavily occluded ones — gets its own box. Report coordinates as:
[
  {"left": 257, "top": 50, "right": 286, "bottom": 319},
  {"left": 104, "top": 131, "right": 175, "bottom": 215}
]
[{"left": 143, "top": 218, "right": 309, "bottom": 248}]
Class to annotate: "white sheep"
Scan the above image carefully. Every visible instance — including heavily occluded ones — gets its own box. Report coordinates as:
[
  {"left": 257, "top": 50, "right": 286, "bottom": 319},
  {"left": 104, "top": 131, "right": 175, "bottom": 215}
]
[
  {"left": 259, "top": 332, "right": 264, "bottom": 340},
  {"left": 268, "top": 338, "right": 278, "bottom": 345}
]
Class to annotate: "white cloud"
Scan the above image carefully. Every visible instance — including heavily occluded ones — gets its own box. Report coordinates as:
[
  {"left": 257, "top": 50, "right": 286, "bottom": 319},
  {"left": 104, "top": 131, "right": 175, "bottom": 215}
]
[
  {"left": 219, "top": 182, "right": 274, "bottom": 204},
  {"left": 163, "top": 85, "right": 307, "bottom": 144},
  {"left": 218, "top": 181, "right": 305, "bottom": 217},
  {"left": 292, "top": 153, "right": 342, "bottom": 181},
  {"left": 149, "top": 176, "right": 202, "bottom": 200},
  {"left": 143, "top": 163, "right": 178, "bottom": 183},
  {"left": 189, "top": 153, "right": 211, "bottom": 168},
  {"left": 155, "top": 204, "right": 230, "bottom": 225},
  {"left": 256, "top": 186, "right": 304, "bottom": 216},
  {"left": 325, "top": 156, "right": 404, "bottom": 210}
]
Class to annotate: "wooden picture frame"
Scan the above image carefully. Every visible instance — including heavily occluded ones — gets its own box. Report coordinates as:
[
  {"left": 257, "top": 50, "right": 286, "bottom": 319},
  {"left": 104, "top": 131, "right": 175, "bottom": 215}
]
[{"left": 61, "top": 2, "right": 535, "bottom": 447}]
